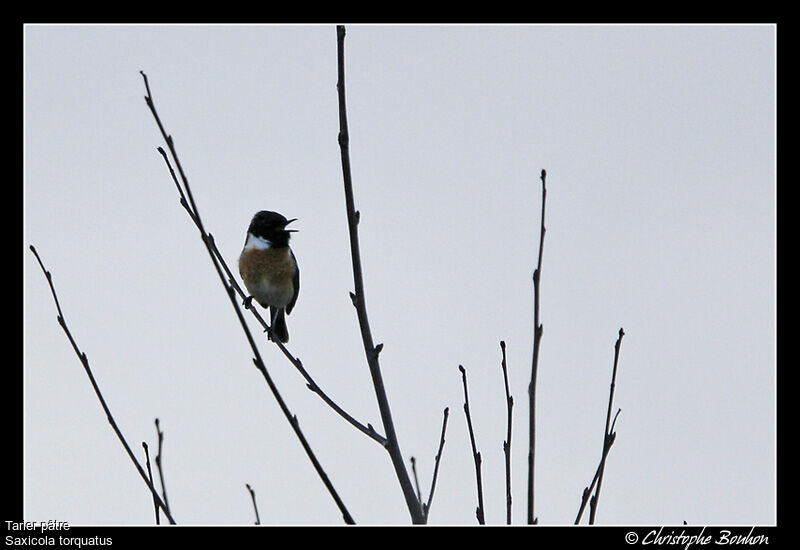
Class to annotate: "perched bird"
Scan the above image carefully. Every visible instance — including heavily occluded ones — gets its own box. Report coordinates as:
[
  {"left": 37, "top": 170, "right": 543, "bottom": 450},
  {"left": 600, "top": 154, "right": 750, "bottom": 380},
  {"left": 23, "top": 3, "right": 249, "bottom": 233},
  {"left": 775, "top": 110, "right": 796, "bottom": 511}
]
[{"left": 238, "top": 211, "right": 299, "bottom": 343}]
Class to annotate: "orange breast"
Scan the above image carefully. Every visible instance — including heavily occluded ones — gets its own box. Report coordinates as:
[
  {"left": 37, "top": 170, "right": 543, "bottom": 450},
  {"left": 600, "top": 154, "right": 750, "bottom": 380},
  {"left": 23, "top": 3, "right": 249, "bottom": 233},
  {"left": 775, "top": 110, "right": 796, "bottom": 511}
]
[{"left": 239, "top": 247, "right": 296, "bottom": 307}]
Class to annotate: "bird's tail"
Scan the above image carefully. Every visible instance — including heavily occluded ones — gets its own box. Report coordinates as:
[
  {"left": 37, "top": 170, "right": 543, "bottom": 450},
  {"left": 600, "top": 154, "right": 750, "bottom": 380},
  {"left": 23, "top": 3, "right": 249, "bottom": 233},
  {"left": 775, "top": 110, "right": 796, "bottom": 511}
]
[{"left": 270, "top": 307, "right": 289, "bottom": 343}]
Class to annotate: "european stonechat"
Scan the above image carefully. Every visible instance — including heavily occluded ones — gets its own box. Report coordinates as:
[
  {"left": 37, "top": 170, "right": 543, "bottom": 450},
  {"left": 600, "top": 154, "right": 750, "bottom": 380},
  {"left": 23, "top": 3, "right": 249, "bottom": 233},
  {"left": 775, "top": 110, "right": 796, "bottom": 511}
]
[{"left": 238, "top": 210, "right": 299, "bottom": 343}]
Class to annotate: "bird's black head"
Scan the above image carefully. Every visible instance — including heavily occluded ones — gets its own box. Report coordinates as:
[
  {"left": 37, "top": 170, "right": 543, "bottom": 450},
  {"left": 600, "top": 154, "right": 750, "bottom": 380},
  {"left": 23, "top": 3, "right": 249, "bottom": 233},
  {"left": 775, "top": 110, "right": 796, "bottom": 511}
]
[{"left": 247, "top": 210, "right": 297, "bottom": 248}]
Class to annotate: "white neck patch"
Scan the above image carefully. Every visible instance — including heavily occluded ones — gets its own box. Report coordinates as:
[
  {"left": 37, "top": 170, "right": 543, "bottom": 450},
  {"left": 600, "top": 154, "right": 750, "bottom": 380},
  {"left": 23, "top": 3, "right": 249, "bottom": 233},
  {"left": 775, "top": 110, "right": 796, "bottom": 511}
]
[{"left": 245, "top": 232, "right": 272, "bottom": 250}]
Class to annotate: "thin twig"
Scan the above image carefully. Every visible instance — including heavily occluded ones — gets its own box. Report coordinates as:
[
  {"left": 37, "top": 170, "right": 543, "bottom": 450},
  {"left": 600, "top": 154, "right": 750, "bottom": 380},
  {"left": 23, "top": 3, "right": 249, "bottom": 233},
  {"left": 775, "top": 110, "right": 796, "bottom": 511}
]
[
  {"left": 500, "top": 341, "right": 513, "bottom": 524},
  {"left": 246, "top": 484, "right": 261, "bottom": 525},
  {"left": 588, "top": 328, "right": 625, "bottom": 524},
  {"left": 155, "top": 148, "right": 387, "bottom": 448},
  {"left": 575, "top": 329, "right": 624, "bottom": 524},
  {"left": 142, "top": 442, "right": 160, "bottom": 524},
  {"left": 459, "top": 365, "right": 485, "bottom": 525},
  {"left": 141, "top": 70, "right": 355, "bottom": 525},
  {"left": 29, "top": 245, "right": 176, "bottom": 524},
  {"left": 154, "top": 418, "right": 172, "bottom": 519},
  {"left": 423, "top": 407, "right": 449, "bottom": 521},
  {"left": 335, "top": 25, "right": 424, "bottom": 524},
  {"left": 410, "top": 457, "right": 422, "bottom": 504},
  {"left": 527, "top": 168, "right": 547, "bottom": 525},
  {"left": 574, "top": 410, "right": 619, "bottom": 524}
]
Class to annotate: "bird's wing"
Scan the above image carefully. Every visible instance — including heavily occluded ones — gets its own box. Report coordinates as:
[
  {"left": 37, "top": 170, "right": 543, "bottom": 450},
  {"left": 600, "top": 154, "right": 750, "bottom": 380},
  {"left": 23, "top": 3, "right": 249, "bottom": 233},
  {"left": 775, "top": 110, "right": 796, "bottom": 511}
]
[{"left": 287, "top": 248, "right": 300, "bottom": 315}]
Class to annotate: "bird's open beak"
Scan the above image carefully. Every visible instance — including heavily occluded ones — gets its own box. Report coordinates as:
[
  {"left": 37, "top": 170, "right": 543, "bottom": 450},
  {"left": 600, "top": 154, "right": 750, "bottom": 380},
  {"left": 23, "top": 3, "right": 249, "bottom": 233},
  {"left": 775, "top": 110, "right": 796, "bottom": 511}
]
[{"left": 284, "top": 218, "right": 299, "bottom": 232}]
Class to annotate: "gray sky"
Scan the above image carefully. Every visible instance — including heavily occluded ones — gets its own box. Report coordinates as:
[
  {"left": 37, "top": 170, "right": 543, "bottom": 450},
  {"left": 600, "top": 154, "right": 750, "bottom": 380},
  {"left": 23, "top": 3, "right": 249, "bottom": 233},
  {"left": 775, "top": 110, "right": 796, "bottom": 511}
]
[{"left": 24, "top": 24, "right": 775, "bottom": 525}]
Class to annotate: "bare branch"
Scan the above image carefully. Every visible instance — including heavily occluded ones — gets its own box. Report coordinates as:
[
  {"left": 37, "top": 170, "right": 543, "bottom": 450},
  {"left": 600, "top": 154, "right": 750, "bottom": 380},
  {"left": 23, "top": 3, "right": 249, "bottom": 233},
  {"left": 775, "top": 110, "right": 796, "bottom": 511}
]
[
  {"left": 588, "top": 328, "right": 625, "bottom": 524},
  {"left": 423, "top": 407, "right": 449, "bottom": 521},
  {"left": 500, "top": 341, "right": 514, "bottom": 524},
  {"left": 527, "top": 168, "right": 547, "bottom": 525},
  {"left": 154, "top": 418, "right": 172, "bottom": 519},
  {"left": 459, "top": 365, "right": 485, "bottom": 525},
  {"left": 140, "top": 71, "right": 355, "bottom": 525},
  {"left": 29, "top": 245, "right": 176, "bottom": 524},
  {"left": 410, "top": 457, "right": 422, "bottom": 504},
  {"left": 575, "top": 329, "right": 624, "bottom": 524},
  {"left": 246, "top": 484, "right": 261, "bottom": 525},
  {"left": 142, "top": 442, "right": 160, "bottom": 524},
  {"left": 578, "top": 409, "right": 621, "bottom": 520},
  {"left": 335, "top": 25, "right": 424, "bottom": 524},
  {"left": 574, "top": 428, "right": 616, "bottom": 524}
]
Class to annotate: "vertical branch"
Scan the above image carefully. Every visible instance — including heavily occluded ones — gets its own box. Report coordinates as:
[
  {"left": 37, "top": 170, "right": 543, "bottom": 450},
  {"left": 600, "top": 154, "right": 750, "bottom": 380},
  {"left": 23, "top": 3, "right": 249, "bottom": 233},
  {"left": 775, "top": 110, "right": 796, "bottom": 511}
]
[
  {"left": 142, "top": 443, "right": 159, "bottom": 524},
  {"left": 246, "top": 484, "right": 261, "bottom": 525},
  {"left": 500, "top": 341, "right": 513, "bottom": 525},
  {"left": 154, "top": 418, "right": 172, "bottom": 519},
  {"left": 527, "top": 169, "right": 547, "bottom": 524},
  {"left": 459, "top": 365, "right": 485, "bottom": 525},
  {"left": 588, "top": 328, "right": 625, "bottom": 524},
  {"left": 410, "top": 457, "right": 422, "bottom": 504},
  {"left": 423, "top": 407, "right": 449, "bottom": 521},
  {"left": 335, "top": 25, "right": 424, "bottom": 524}
]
